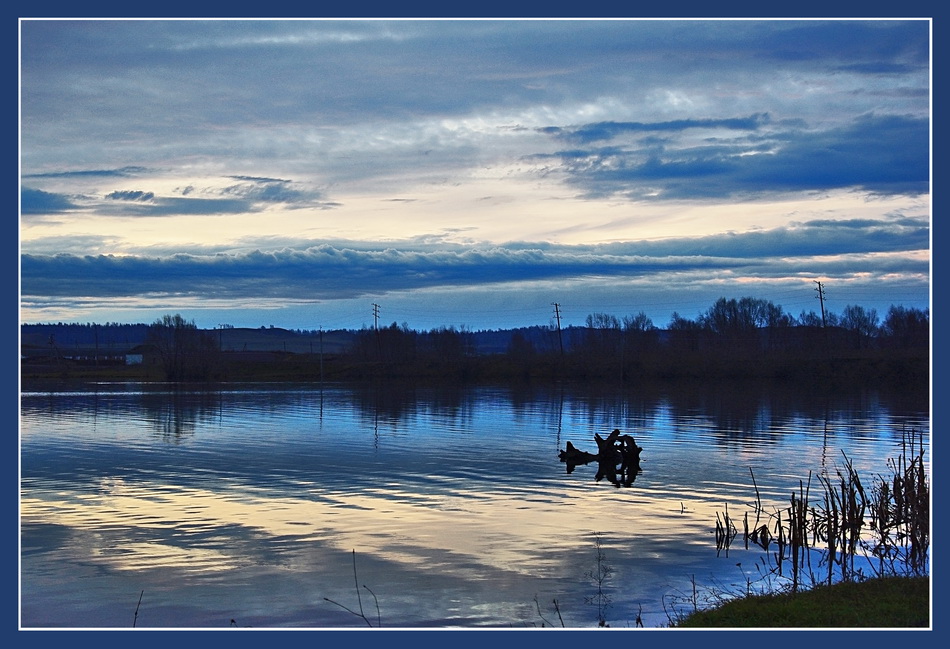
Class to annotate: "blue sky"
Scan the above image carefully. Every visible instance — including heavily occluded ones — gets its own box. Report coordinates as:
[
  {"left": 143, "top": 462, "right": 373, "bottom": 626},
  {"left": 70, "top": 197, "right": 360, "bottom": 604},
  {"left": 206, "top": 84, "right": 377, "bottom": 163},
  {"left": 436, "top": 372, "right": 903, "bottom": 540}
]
[{"left": 18, "top": 18, "right": 931, "bottom": 332}]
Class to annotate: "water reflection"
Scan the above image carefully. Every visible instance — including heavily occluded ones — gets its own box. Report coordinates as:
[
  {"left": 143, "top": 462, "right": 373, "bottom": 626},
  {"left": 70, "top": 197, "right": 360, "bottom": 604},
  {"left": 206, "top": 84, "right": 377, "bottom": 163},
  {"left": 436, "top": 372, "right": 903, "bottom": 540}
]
[
  {"left": 20, "top": 378, "right": 929, "bottom": 628},
  {"left": 21, "top": 378, "right": 928, "bottom": 449}
]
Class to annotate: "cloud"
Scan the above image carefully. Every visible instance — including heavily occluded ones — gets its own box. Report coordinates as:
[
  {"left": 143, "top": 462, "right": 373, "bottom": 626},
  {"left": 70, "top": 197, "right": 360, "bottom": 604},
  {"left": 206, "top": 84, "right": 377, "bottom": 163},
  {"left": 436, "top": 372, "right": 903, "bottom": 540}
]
[
  {"left": 18, "top": 19, "right": 930, "bottom": 329},
  {"left": 532, "top": 113, "right": 929, "bottom": 200},
  {"left": 541, "top": 114, "right": 772, "bottom": 144},
  {"left": 106, "top": 190, "right": 155, "bottom": 202},
  {"left": 22, "top": 175, "right": 337, "bottom": 218},
  {"left": 220, "top": 177, "right": 326, "bottom": 205},
  {"left": 20, "top": 188, "right": 79, "bottom": 214},
  {"left": 20, "top": 214, "right": 928, "bottom": 306},
  {"left": 22, "top": 166, "right": 149, "bottom": 180}
]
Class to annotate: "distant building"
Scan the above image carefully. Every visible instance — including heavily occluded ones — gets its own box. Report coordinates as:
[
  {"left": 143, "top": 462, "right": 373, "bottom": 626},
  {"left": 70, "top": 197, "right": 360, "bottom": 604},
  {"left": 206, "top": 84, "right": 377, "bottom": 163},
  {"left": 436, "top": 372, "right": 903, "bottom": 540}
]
[{"left": 125, "top": 344, "right": 160, "bottom": 366}]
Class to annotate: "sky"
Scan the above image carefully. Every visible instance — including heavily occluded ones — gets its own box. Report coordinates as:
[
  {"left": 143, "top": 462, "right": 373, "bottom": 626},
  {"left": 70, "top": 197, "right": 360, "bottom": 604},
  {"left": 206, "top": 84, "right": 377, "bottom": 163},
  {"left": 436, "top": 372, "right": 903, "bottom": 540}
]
[{"left": 18, "top": 18, "right": 931, "bottom": 332}]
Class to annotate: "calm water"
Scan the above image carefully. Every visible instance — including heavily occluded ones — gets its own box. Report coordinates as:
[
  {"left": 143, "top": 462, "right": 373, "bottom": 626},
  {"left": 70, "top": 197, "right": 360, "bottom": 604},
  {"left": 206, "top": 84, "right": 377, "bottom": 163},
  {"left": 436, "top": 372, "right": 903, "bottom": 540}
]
[{"left": 19, "top": 379, "right": 929, "bottom": 629}]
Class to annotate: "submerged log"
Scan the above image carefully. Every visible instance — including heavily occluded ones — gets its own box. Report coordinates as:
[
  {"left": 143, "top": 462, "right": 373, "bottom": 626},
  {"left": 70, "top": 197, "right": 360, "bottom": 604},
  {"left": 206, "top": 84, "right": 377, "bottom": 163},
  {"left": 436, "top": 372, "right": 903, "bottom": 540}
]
[
  {"left": 558, "top": 440, "right": 599, "bottom": 465},
  {"left": 559, "top": 429, "right": 643, "bottom": 487}
]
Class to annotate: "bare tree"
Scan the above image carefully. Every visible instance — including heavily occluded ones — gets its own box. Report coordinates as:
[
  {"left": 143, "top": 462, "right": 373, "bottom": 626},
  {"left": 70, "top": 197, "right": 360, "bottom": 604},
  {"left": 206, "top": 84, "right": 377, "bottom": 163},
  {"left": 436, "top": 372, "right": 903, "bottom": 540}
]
[
  {"left": 881, "top": 305, "right": 929, "bottom": 349},
  {"left": 839, "top": 304, "right": 879, "bottom": 349},
  {"left": 146, "top": 314, "right": 220, "bottom": 381}
]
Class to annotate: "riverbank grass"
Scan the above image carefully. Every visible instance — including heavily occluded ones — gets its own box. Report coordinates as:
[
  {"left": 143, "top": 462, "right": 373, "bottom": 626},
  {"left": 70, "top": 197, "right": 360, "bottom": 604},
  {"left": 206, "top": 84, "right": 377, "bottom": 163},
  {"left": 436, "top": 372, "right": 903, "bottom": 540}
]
[{"left": 673, "top": 575, "right": 929, "bottom": 627}]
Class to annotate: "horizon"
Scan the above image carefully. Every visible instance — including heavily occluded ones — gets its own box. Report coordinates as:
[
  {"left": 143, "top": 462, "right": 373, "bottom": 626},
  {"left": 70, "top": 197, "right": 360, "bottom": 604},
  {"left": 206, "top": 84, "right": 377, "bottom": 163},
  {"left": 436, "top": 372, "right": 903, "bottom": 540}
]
[
  {"left": 20, "top": 293, "right": 927, "bottom": 335},
  {"left": 20, "top": 19, "right": 931, "bottom": 332}
]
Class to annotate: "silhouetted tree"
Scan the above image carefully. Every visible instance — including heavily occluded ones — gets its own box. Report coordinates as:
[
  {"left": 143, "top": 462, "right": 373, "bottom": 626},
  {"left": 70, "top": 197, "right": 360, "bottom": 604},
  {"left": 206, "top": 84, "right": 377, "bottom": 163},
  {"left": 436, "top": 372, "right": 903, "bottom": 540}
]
[
  {"left": 667, "top": 311, "right": 702, "bottom": 353},
  {"left": 582, "top": 313, "right": 623, "bottom": 375},
  {"left": 700, "top": 297, "right": 775, "bottom": 334},
  {"left": 621, "top": 311, "right": 658, "bottom": 360},
  {"left": 798, "top": 310, "right": 824, "bottom": 327},
  {"left": 698, "top": 297, "right": 764, "bottom": 353},
  {"left": 506, "top": 330, "right": 536, "bottom": 370},
  {"left": 880, "top": 305, "right": 929, "bottom": 349},
  {"left": 424, "top": 325, "right": 473, "bottom": 368},
  {"left": 622, "top": 311, "right": 654, "bottom": 333},
  {"left": 146, "top": 313, "right": 220, "bottom": 381},
  {"left": 839, "top": 304, "right": 879, "bottom": 349},
  {"left": 378, "top": 322, "right": 418, "bottom": 366}
]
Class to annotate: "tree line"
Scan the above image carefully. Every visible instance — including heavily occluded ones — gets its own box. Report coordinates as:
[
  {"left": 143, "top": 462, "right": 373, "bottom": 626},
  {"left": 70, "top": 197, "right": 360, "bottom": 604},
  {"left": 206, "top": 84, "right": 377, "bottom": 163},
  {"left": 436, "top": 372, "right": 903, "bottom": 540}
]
[
  {"left": 22, "top": 297, "right": 929, "bottom": 383},
  {"left": 329, "top": 297, "right": 928, "bottom": 382}
]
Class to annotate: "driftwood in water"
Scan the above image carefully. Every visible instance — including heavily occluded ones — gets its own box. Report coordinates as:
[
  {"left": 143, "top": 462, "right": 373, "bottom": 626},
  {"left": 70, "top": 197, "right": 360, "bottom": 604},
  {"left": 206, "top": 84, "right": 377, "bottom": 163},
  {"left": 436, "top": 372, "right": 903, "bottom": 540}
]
[
  {"left": 559, "top": 429, "right": 643, "bottom": 487},
  {"left": 559, "top": 441, "right": 599, "bottom": 465}
]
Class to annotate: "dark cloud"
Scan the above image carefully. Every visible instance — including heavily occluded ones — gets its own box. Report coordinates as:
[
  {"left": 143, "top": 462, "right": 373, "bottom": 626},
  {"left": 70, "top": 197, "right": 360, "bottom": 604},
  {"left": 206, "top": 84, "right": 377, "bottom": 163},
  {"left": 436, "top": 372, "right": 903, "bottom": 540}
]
[
  {"left": 15, "top": 247, "right": 718, "bottom": 302},
  {"left": 227, "top": 175, "right": 290, "bottom": 183},
  {"left": 220, "top": 178, "right": 323, "bottom": 204},
  {"left": 534, "top": 113, "right": 929, "bottom": 199},
  {"left": 106, "top": 190, "right": 155, "bottom": 202},
  {"left": 20, "top": 215, "right": 928, "bottom": 304},
  {"left": 20, "top": 188, "right": 79, "bottom": 214},
  {"left": 97, "top": 196, "right": 258, "bottom": 216},
  {"left": 20, "top": 21, "right": 929, "bottom": 146},
  {"left": 742, "top": 113, "right": 929, "bottom": 195},
  {"left": 23, "top": 179, "right": 335, "bottom": 217},
  {"left": 98, "top": 194, "right": 341, "bottom": 216},
  {"left": 543, "top": 114, "right": 772, "bottom": 144},
  {"left": 22, "top": 166, "right": 149, "bottom": 180}
]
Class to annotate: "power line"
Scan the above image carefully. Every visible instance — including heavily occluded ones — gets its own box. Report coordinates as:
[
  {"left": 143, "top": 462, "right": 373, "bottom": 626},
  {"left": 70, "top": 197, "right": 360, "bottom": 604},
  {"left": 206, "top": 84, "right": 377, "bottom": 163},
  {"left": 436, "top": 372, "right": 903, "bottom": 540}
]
[
  {"left": 552, "top": 302, "right": 564, "bottom": 356},
  {"left": 372, "top": 303, "right": 381, "bottom": 360},
  {"left": 814, "top": 281, "right": 827, "bottom": 327}
]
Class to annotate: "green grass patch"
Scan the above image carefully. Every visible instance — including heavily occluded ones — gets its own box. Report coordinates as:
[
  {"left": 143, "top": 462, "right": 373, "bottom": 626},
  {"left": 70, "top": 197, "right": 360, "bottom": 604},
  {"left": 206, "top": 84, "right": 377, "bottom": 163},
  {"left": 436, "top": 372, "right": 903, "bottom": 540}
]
[{"left": 674, "top": 576, "right": 930, "bottom": 628}]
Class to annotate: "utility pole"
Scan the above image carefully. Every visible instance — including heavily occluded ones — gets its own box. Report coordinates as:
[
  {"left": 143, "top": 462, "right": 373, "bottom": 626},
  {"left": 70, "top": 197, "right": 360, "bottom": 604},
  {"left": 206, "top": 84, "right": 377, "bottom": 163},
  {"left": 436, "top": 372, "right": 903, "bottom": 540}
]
[
  {"left": 217, "top": 324, "right": 229, "bottom": 350},
  {"left": 319, "top": 326, "right": 324, "bottom": 383},
  {"left": 372, "top": 303, "right": 381, "bottom": 360},
  {"left": 814, "top": 281, "right": 827, "bottom": 328},
  {"left": 552, "top": 302, "right": 564, "bottom": 356},
  {"left": 49, "top": 334, "right": 62, "bottom": 364}
]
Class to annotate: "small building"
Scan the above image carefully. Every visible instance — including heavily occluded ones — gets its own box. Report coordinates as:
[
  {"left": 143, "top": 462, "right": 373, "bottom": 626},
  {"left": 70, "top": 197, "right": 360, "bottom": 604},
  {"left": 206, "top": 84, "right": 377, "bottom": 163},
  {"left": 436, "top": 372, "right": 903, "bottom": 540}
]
[{"left": 125, "top": 344, "right": 160, "bottom": 366}]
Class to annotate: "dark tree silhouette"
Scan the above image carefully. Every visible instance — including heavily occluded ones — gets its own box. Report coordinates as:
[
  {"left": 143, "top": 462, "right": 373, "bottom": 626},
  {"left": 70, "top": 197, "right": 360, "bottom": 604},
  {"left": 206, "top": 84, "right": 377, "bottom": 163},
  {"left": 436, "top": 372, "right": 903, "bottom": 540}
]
[
  {"left": 146, "top": 313, "right": 220, "bottom": 381},
  {"left": 839, "top": 304, "right": 879, "bottom": 349},
  {"left": 881, "top": 305, "right": 929, "bottom": 349}
]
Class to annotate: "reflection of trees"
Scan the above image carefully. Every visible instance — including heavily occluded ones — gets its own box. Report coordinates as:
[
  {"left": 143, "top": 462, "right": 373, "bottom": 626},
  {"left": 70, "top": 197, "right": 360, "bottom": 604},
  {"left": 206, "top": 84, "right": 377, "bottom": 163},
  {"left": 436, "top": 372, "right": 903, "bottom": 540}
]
[
  {"left": 659, "top": 379, "right": 927, "bottom": 446},
  {"left": 348, "top": 381, "right": 475, "bottom": 430},
  {"left": 138, "top": 387, "right": 222, "bottom": 442},
  {"left": 563, "top": 382, "right": 665, "bottom": 431},
  {"left": 665, "top": 380, "right": 779, "bottom": 438}
]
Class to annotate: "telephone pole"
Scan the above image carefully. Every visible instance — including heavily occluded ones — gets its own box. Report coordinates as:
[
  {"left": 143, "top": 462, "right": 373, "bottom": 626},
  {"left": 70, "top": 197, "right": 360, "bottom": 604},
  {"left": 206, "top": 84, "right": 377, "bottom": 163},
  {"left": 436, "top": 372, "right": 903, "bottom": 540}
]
[
  {"left": 372, "top": 303, "right": 381, "bottom": 360},
  {"left": 217, "top": 324, "right": 229, "bottom": 350},
  {"left": 814, "top": 281, "right": 827, "bottom": 328},
  {"left": 552, "top": 302, "right": 564, "bottom": 356}
]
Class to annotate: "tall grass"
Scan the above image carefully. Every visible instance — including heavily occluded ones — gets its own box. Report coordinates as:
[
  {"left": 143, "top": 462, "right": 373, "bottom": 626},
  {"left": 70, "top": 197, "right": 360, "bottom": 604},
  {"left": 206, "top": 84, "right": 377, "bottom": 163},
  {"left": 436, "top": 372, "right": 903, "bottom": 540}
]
[
  {"left": 666, "top": 429, "right": 929, "bottom": 627},
  {"left": 723, "top": 428, "right": 928, "bottom": 591}
]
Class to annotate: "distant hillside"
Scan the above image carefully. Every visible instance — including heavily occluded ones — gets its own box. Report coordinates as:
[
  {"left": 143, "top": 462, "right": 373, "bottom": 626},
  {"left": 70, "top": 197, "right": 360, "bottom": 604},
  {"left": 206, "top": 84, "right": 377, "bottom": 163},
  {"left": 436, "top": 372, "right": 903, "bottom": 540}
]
[
  {"left": 215, "top": 327, "right": 356, "bottom": 355},
  {"left": 21, "top": 322, "right": 151, "bottom": 352},
  {"left": 20, "top": 323, "right": 566, "bottom": 356}
]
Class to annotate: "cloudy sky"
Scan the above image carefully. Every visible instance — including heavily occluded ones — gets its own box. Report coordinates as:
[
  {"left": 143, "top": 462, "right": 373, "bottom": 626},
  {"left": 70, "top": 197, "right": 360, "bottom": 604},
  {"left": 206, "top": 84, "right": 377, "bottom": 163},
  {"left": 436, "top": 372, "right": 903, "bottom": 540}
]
[{"left": 19, "top": 18, "right": 931, "bottom": 332}]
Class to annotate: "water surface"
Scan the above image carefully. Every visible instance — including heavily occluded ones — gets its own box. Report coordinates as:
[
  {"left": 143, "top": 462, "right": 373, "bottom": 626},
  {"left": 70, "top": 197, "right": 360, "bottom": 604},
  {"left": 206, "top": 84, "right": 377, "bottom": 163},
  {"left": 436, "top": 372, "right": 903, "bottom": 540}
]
[{"left": 20, "top": 379, "right": 929, "bottom": 629}]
